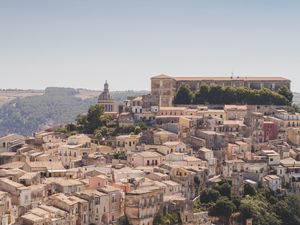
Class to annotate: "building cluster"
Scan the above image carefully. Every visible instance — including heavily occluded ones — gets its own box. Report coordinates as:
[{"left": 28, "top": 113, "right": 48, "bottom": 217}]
[{"left": 0, "top": 75, "right": 299, "bottom": 225}]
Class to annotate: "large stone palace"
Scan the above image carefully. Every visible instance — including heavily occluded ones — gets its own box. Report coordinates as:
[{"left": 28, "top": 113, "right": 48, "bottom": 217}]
[{"left": 151, "top": 74, "right": 291, "bottom": 107}]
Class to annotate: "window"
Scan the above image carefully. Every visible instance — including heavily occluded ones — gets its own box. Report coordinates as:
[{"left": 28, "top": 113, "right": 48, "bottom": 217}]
[{"left": 112, "top": 194, "right": 116, "bottom": 203}]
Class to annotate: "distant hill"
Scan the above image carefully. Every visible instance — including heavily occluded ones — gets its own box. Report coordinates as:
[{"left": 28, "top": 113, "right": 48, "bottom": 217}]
[
  {"left": 0, "top": 87, "right": 149, "bottom": 136},
  {"left": 293, "top": 92, "right": 300, "bottom": 106},
  {"left": 0, "top": 89, "right": 44, "bottom": 107}
]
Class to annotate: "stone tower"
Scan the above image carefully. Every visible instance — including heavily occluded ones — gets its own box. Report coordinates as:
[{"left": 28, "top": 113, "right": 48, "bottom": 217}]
[{"left": 98, "top": 81, "right": 115, "bottom": 112}]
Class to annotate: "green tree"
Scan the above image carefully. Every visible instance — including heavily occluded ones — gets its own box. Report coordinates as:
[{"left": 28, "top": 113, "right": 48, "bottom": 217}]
[
  {"left": 223, "top": 86, "right": 238, "bottom": 104},
  {"left": 134, "top": 126, "right": 142, "bottom": 135},
  {"left": 173, "top": 85, "right": 193, "bottom": 105},
  {"left": 99, "top": 114, "right": 112, "bottom": 127},
  {"left": 244, "top": 183, "right": 257, "bottom": 197},
  {"left": 194, "top": 83, "right": 210, "bottom": 104},
  {"left": 215, "top": 182, "right": 232, "bottom": 198},
  {"left": 85, "top": 104, "right": 105, "bottom": 133},
  {"left": 273, "top": 200, "right": 299, "bottom": 225},
  {"left": 75, "top": 114, "right": 87, "bottom": 133},
  {"left": 239, "top": 201, "right": 253, "bottom": 220},
  {"left": 239, "top": 195, "right": 281, "bottom": 225},
  {"left": 287, "top": 103, "right": 300, "bottom": 114},
  {"left": 170, "top": 83, "right": 289, "bottom": 106},
  {"left": 119, "top": 124, "right": 136, "bottom": 134},
  {"left": 277, "top": 85, "right": 293, "bottom": 104},
  {"left": 209, "top": 197, "right": 236, "bottom": 225},
  {"left": 200, "top": 188, "right": 220, "bottom": 204},
  {"left": 207, "top": 85, "right": 224, "bottom": 104},
  {"left": 113, "top": 151, "right": 126, "bottom": 160},
  {"left": 153, "top": 212, "right": 181, "bottom": 225},
  {"left": 94, "top": 129, "right": 103, "bottom": 141}
]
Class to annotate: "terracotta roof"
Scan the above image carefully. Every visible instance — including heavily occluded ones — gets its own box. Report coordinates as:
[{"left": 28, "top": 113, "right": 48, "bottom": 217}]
[
  {"left": 27, "top": 161, "right": 64, "bottom": 170},
  {"left": 173, "top": 76, "right": 290, "bottom": 81},
  {"left": 151, "top": 74, "right": 172, "bottom": 79},
  {"left": 21, "top": 213, "right": 44, "bottom": 222},
  {"left": 0, "top": 178, "right": 24, "bottom": 188},
  {"left": 0, "top": 161, "right": 25, "bottom": 169},
  {"left": 163, "top": 141, "right": 183, "bottom": 146},
  {"left": 19, "top": 172, "right": 39, "bottom": 180},
  {"left": 152, "top": 74, "right": 290, "bottom": 81},
  {"left": 129, "top": 185, "right": 161, "bottom": 194},
  {"left": 160, "top": 107, "right": 187, "bottom": 110},
  {"left": 137, "top": 151, "right": 163, "bottom": 158},
  {"left": 51, "top": 193, "right": 78, "bottom": 206}
]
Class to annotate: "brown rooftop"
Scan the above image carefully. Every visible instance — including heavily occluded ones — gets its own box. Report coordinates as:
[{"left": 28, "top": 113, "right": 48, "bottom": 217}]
[
  {"left": 173, "top": 76, "right": 289, "bottom": 81},
  {"left": 151, "top": 74, "right": 290, "bottom": 82}
]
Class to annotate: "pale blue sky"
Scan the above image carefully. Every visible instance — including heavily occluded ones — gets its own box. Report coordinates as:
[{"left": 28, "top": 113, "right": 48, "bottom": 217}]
[{"left": 0, "top": 1, "right": 300, "bottom": 91}]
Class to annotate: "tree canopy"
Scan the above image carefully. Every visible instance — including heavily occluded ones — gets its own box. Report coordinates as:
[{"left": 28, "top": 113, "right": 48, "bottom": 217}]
[
  {"left": 200, "top": 188, "right": 221, "bottom": 204},
  {"left": 173, "top": 84, "right": 291, "bottom": 106},
  {"left": 173, "top": 85, "right": 193, "bottom": 105},
  {"left": 209, "top": 197, "right": 236, "bottom": 225}
]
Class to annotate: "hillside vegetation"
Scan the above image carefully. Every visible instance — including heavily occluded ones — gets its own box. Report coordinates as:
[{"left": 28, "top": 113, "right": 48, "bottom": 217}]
[
  {"left": 0, "top": 87, "right": 149, "bottom": 136},
  {"left": 173, "top": 84, "right": 293, "bottom": 106}
]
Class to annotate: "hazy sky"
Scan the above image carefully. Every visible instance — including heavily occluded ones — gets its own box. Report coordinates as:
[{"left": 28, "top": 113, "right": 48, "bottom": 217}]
[{"left": 0, "top": 1, "right": 300, "bottom": 91}]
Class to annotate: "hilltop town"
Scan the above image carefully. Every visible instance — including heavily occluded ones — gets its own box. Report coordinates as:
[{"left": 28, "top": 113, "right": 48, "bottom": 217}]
[{"left": 1, "top": 75, "right": 300, "bottom": 225}]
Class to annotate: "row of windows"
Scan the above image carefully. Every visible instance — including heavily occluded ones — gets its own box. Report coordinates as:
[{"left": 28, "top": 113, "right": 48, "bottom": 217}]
[
  {"left": 287, "top": 121, "right": 300, "bottom": 127},
  {"left": 59, "top": 151, "right": 77, "bottom": 157},
  {"left": 146, "top": 160, "right": 158, "bottom": 166}
]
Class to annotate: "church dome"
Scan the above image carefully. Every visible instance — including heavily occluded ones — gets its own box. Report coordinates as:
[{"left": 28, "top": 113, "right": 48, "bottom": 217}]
[{"left": 98, "top": 80, "right": 113, "bottom": 101}]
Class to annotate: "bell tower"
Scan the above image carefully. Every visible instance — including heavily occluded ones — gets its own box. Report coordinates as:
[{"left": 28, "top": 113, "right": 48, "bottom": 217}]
[{"left": 98, "top": 81, "right": 116, "bottom": 112}]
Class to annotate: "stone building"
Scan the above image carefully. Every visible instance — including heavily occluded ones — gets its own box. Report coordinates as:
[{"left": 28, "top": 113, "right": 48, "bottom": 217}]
[
  {"left": 0, "top": 191, "right": 14, "bottom": 225},
  {"left": 0, "top": 178, "right": 31, "bottom": 217},
  {"left": 151, "top": 74, "right": 291, "bottom": 107},
  {"left": 125, "top": 186, "right": 164, "bottom": 225},
  {"left": 128, "top": 151, "right": 164, "bottom": 167},
  {"left": 49, "top": 193, "right": 89, "bottom": 225},
  {"left": 74, "top": 190, "right": 110, "bottom": 225},
  {"left": 99, "top": 186, "right": 124, "bottom": 223},
  {"left": 0, "top": 134, "right": 26, "bottom": 153},
  {"left": 98, "top": 80, "right": 116, "bottom": 113},
  {"left": 287, "top": 127, "right": 300, "bottom": 145}
]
